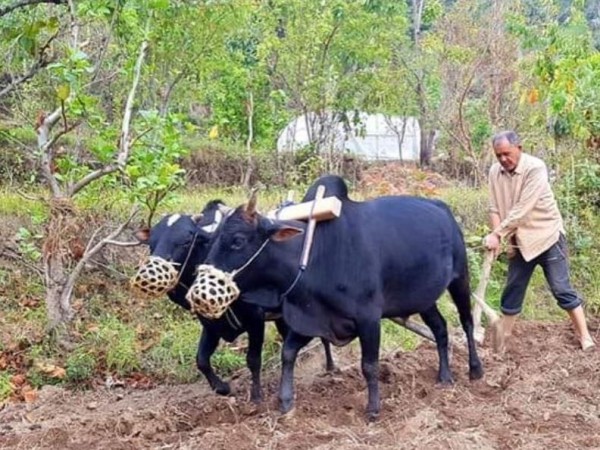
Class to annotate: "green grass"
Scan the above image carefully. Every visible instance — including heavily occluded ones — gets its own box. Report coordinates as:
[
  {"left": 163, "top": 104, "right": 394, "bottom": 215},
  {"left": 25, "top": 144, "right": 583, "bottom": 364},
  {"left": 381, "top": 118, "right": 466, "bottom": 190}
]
[
  {"left": 92, "top": 315, "right": 140, "bottom": 375},
  {"left": 66, "top": 349, "right": 98, "bottom": 382},
  {"left": 0, "top": 188, "right": 47, "bottom": 220},
  {"left": 0, "top": 372, "right": 14, "bottom": 403},
  {"left": 145, "top": 318, "right": 201, "bottom": 383},
  {"left": 440, "top": 186, "right": 489, "bottom": 233},
  {"left": 211, "top": 346, "right": 246, "bottom": 376},
  {"left": 381, "top": 320, "right": 420, "bottom": 352},
  {"left": 170, "top": 186, "right": 296, "bottom": 214}
]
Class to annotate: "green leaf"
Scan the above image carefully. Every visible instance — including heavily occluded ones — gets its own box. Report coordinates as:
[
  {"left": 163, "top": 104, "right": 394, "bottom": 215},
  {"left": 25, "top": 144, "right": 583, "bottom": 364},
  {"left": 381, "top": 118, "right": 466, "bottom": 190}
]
[
  {"left": 149, "top": 0, "right": 169, "bottom": 10},
  {"left": 56, "top": 84, "right": 70, "bottom": 101}
]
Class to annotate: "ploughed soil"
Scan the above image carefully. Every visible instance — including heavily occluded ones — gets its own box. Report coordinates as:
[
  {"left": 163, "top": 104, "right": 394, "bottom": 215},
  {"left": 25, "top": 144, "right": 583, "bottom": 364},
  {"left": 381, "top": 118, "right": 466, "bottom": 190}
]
[{"left": 1, "top": 320, "right": 599, "bottom": 450}]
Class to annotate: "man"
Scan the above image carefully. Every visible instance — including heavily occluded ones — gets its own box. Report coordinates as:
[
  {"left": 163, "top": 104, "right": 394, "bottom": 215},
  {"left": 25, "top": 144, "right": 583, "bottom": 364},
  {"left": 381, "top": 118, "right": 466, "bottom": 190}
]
[{"left": 484, "top": 130, "right": 595, "bottom": 352}]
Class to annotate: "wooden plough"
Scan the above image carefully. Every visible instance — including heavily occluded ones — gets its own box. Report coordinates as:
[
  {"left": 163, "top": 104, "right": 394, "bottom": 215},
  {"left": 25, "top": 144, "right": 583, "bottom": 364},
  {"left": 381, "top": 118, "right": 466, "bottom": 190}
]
[{"left": 471, "top": 250, "right": 500, "bottom": 344}]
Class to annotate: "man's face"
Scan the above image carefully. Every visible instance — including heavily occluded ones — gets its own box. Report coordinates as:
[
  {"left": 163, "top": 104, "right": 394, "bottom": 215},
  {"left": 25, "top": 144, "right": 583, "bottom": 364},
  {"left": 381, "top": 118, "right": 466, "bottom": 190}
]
[{"left": 493, "top": 138, "right": 521, "bottom": 172}]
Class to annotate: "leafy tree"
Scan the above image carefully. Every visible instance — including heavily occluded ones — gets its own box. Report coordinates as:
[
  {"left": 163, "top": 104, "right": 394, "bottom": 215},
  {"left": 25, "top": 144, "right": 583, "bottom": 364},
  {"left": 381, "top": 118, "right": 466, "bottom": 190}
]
[
  {"left": 1, "top": 0, "right": 198, "bottom": 332},
  {"left": 523, "top": 2, "right": 600, "bottom": 142},
  {"left": 256, "top": 0, "right": 410, "bottom": 171}
]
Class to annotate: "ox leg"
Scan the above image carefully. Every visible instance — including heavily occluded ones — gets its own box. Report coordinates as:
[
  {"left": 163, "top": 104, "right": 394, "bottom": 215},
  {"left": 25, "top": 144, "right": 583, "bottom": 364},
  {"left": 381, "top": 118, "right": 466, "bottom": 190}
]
[
  {"left": 196, "top": 329, "right": 230, "bottom": 395},
  {"left": 246, "top": 320, "right": 265, "bottom": 404},
  {"left": 357, "top": 320, "right": 381, "bottom": 421},
  {"left": 420, "top": 305, "right": 453, "bottom": 385},
  {"left": 274, "top": 317, "right": 288, "bottom": 338},
  {"left": 279, "top": 331, "right": 312, "bottom": 414},
  {"left": 321, "top": 339, "right": 336, "bottom": 372},
  {"left": 449, "top": 277, "right": 484, "bottom": 380},
  {"left": 276, "top": 319, "right": 335, "bottom": 372}
]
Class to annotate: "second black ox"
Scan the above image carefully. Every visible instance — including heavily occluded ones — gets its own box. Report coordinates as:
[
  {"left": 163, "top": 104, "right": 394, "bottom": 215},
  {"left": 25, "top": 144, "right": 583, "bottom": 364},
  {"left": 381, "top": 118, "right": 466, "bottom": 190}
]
[{"left": 133, "top": 200, "right": 334, "bottom": 404}]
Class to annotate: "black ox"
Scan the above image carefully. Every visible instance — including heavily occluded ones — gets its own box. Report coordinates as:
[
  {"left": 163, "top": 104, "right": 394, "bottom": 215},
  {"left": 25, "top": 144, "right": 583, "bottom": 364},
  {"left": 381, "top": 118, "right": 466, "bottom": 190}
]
[
  {"left": 134, "top": 200, "right": 334, "bottom": 403},
  {"left": 200, "top": 175, "right": 484, "bottom": 419}
]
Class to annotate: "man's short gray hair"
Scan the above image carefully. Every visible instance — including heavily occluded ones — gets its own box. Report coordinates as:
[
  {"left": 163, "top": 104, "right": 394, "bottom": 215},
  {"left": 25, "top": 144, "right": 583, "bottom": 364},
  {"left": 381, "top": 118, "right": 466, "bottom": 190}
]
[{"left": 492, "top": 130, "right": 521, "bottom": 147}]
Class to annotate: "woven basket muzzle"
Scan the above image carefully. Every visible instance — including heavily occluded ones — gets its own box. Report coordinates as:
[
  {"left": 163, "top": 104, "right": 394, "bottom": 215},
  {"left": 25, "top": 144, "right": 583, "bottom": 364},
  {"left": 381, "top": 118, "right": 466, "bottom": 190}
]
[
  {"left": 130, "top": 256, "right": 179, "bottom": 298},
  {"left": 186, "top": 264, "right": 240, "bottom": 319}
]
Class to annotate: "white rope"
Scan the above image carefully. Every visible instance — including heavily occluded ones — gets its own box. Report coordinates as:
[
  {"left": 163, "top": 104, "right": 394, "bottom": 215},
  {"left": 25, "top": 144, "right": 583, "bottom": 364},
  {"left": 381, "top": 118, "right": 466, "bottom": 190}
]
[{"left": 231, "top": 238, "right": 270, "bottom": 279}]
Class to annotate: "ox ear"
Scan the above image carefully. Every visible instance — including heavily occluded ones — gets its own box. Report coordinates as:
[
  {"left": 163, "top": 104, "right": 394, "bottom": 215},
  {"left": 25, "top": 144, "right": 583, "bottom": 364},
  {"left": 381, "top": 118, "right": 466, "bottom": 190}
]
[
  {"left": 269, "top": 224, "right": 304, "bottom": 242},
  {"left": 134, "top": 226, "right": 151, "bottom": 244},
  {"left": 218, "top": 204, "right": 234, "bottom": 217}
]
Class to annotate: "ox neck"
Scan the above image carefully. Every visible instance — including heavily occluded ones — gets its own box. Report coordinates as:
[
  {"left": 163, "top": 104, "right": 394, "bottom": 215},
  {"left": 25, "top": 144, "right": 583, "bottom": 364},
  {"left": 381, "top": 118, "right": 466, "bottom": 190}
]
[
  {"left": 270, "top": 226, "right": 312, "bottom": 299},
  {"left": 172, "top": 233, "right": 204, "bottom": 292}
]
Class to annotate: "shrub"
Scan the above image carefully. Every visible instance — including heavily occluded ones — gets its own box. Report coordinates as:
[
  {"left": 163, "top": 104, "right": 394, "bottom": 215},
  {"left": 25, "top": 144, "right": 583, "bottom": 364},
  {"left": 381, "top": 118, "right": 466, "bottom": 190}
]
[
  {"left": 0, "top": 372, "right": 14, "bottom": 403},
  {"left": 144, "top": 319, "right": 200, "bottom": 383},
  {"left": 93, "top": 316, "right": 140, "bottom": 375},
  {"left": 66, "top": 350, "right": 97, "bottom": 382}
]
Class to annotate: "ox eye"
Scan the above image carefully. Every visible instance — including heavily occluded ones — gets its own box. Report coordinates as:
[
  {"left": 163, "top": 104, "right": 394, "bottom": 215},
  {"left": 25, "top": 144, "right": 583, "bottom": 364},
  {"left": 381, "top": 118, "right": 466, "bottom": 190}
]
[{"left": 231, "top": 235, "right": 246, "bottom": 250}]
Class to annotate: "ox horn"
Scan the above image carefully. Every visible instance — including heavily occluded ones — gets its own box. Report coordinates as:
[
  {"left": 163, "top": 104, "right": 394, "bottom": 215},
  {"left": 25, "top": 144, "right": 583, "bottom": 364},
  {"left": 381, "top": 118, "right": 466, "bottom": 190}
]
[{"left": 245, "top": 185, "right": 260, "bottom": 215}]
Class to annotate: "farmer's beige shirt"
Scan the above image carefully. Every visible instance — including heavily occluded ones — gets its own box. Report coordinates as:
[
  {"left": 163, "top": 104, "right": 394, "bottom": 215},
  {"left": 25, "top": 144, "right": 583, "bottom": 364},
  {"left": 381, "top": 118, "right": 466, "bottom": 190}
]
[{"left": 488, "top": 152, "right": 565, "bottom": 262}]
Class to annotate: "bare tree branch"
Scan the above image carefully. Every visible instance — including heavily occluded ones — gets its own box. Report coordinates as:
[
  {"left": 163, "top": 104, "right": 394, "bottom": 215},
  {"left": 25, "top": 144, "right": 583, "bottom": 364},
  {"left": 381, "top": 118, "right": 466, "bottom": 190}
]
[
  {"left": 117, "top": 22, "right": 150, "bottom": 168},
  {"left": 0, "top": 0, "right": 65, "bottom": 18},
  {"left": 320, "top": 22, "right": 341, "bottom": 70},
  {"left": 69, "top": 29, "right": 151, "bottom": 196},
  {"left": 128, "top": 126, "right": 154, "bottom": 150},
  {"left": 0, "top": 63, "right": 45, "bottom": 99},
  {"left": 35, "top": 0, "right": 80, "bottom": 199},
  {"left": 1, "top": 247, "right": 44, "bottom": 279},
  {"left": 159, "top": 70, "right": 187, "bottom": 118},
  {"left": 242, "top": 91, "right": 254, "bottom": 188},
  {"left": 68, "top": 164, "right": 118, "bottom": 197},
  {"left": 0, "top": 30, "right": 59, "bottom": 99},
  {"left": 37, "top": 109, "right": 67, "bottom": 197},
  {"left": 66, "top": 0, "right": 78, "bottom": 48},
  {"left": 62, "top": 205, "right": 140, "bottom": 302},
  {"left": 104, "top": 240, "right": 141, "bottom": 247}
]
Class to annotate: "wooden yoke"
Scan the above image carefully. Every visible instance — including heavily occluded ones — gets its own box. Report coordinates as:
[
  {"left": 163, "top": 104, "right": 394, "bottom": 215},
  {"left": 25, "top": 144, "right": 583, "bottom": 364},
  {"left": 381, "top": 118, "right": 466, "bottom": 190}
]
[
  {"left": 300, "top": 185, "right": 326, "bottom": 268},
  {"left": 266, "top": 189, "right": 342, "bottom": 222},
  {"left": 267, "top": 185, "right": 338, "bottom": 269}
]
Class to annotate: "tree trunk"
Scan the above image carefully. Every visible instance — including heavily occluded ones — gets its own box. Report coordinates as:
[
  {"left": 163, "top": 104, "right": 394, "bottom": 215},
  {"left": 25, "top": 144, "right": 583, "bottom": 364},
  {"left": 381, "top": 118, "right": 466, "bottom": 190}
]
[
  {"left": 242, "top": 92, "right": 254, "bottom": 188},
  {"left": 411, "top": 0, "right": 435, "bottom": 168},
  {"left": 420, "top": 127, "right": 437, "bottom": 167},
  {"left": 44, "top": 257, "right": 72, "bottom": 329},
  {"left": 42, "top": 199, "right": 78, "bottom": 330}
]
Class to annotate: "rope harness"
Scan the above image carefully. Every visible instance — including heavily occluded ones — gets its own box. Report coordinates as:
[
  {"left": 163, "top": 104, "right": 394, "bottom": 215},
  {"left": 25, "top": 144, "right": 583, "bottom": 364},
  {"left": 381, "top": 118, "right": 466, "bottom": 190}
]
[{"left": 185, "top": 238, "right": 269, "bottom": 319}]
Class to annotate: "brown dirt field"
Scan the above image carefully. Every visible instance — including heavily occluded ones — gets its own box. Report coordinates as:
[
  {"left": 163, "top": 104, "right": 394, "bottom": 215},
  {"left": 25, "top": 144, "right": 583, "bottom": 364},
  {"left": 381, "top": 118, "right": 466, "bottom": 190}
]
[{"left": 1, "top": 320, "right": 599, "bottom": 450}]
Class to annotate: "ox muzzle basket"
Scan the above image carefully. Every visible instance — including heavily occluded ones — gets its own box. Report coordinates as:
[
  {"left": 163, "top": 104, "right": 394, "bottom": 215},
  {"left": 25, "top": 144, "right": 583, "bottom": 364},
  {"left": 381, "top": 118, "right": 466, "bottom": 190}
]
[
  {"left": 186, "top": 265, "right": 240, "bottom": 320},
  {"left": 130, "top": 256, "right": 179, "bottom": 298}
]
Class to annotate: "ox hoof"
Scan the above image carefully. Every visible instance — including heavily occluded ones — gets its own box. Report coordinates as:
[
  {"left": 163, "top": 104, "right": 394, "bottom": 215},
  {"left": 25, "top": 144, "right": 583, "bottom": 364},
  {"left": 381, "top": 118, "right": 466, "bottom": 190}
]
[
  {"left": 215, "top": 382, "right": 231, "bottom": 396},
  {"left": 469, "top": 365, "right": 484, "bottom": 381},
  {"left": 366, "top": 410, "right": 380, "bottom": 422},
  {"left": 279, "top": 406, "right": 296, "bottom": 420},
  {"left": 250, "top": 392, "right": 263, "bottom": 405},
  {"left": 279, "top": 398, "right": 295, "bottom": 415},
  {"left": 436, "top": 376, "right": 454, "bottom": 387}
]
